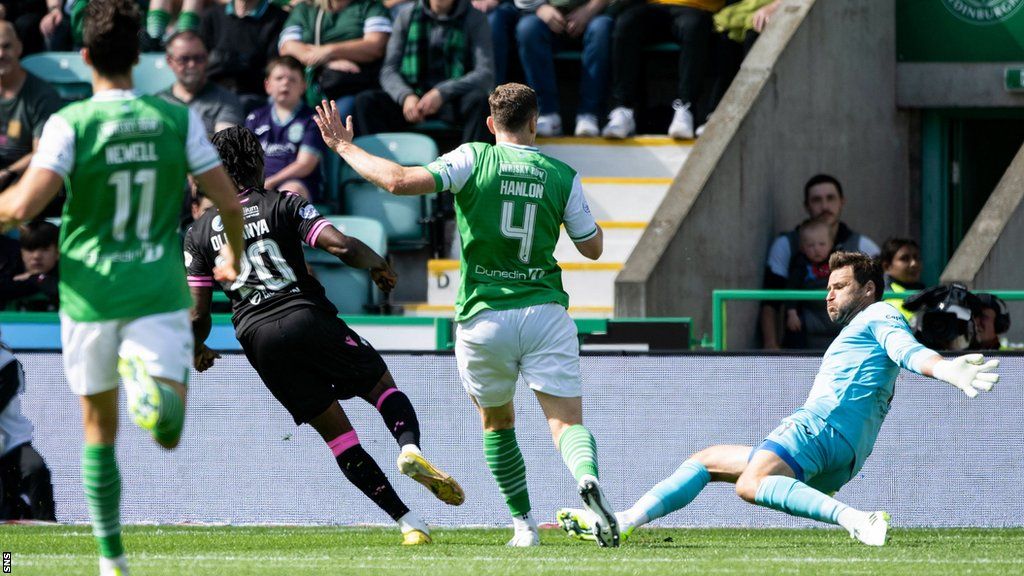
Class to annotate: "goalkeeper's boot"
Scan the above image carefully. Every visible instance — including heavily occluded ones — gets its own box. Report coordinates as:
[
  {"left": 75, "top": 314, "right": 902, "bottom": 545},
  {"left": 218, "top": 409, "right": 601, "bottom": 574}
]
[
  {"left": 398, "top": 512, "right": 432, "bottom": 545},
  {"left": 397, "top": 448, "right": 465, "bottom": 506},
  {"left": 99, "top": 555, "right": 129, "bottom": 576},
  {"left": 849, "top": 511, "right": 890, "bottom": 546},
  {"left": 578, "top": 476, "right": 620, "bottom": 548},
  {"left": 119, "top": 355, "right": 161, "bottom": 432},
  {"left": 557, "top": 508, "right": 635, "bottom": 543}
]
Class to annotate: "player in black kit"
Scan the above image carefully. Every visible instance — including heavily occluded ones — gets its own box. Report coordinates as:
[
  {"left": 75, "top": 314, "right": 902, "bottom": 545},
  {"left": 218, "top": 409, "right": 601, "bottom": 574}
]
[{"left": 185, "top": 127, "right": 463, "bottom": 545}]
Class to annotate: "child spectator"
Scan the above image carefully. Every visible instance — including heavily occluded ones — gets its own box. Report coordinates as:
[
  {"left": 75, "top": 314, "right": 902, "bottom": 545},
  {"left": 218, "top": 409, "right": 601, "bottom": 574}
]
[
  {"left": 245, "top": 56, "right": 325, "bottom": 201},
  {"left": 0, "top": 221, "right": 58, "bottom": 311},
  {"left": 783, "top": 217, "right": 838, "bottom": 349},
  {"left": 880, "top": 237, "right": 923, "bottom": 321}
]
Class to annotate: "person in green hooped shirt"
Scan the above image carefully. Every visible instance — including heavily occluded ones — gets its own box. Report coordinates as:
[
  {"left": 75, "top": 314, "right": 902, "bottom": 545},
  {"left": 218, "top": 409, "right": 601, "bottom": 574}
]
[
  {"left": 0, "top": 1, "right": 245, "bottom": 574},
  {"left": 313, "top": 83, "right": 622, "bottom": 547}
]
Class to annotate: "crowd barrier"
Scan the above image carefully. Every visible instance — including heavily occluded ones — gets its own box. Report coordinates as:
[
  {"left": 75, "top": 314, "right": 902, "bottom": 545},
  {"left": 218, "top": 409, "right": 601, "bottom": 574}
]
[{"left": 19, "top": 353, "right": 1024, "bottom": 528}]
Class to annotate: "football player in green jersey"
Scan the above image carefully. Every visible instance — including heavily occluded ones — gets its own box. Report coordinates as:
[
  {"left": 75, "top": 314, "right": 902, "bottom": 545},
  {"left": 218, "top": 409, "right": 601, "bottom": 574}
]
[
  {"left": 0, "top": 0, "right": 244, "bottom": 573},
  {"left": 314, "top": 83, "right": 621, "bottom": 547}
]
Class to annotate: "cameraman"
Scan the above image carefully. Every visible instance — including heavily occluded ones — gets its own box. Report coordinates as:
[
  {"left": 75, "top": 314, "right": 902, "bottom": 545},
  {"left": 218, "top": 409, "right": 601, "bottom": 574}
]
[
  {"left": 971, "top": 293, "right": 1010, "bottom": 351},
  {"left": 903, "top": 283, "right": 981, "bottom": 352}
]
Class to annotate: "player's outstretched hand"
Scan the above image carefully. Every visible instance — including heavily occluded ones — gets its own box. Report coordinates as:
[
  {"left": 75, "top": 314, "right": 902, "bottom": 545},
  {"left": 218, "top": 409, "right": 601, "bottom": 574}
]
[
  {"left": 194, "top": 344, "right": 221, "bottom": 372},
  {"left": 370, "top": 261, "right": 397, "bottom": 294},
  {"left": 933, "top": 353, "right": 999, "bottom": 398},
  {"left": 313, "top": 99, "right": 354, "bottom": 154}
]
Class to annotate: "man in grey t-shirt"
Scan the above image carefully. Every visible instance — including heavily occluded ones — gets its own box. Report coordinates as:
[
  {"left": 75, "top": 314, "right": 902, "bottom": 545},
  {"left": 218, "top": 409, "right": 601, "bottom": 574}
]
[{"left": 158, "top": 31, "right": 243, "bottom": 136}]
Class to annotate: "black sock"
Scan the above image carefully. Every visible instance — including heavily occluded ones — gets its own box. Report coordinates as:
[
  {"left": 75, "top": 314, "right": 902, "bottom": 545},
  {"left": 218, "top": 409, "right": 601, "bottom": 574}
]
[
  {"left": 335, "top": 444, "right": 410, "bottom": 521},
  {"left": 375, "top": 389, "right": 420, "bottom": 448}
]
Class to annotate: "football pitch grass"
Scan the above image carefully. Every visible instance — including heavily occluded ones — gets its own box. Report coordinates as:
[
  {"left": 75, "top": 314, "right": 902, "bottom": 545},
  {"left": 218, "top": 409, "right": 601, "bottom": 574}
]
[{"left": 3, "top": 525, "right": 1024, "bottom": 575}]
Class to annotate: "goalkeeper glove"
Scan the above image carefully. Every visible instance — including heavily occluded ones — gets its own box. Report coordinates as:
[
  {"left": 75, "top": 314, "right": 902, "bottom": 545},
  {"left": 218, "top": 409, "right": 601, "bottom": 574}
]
[{"left": 932, "top": 353, "right": 999, "bottom": 398}]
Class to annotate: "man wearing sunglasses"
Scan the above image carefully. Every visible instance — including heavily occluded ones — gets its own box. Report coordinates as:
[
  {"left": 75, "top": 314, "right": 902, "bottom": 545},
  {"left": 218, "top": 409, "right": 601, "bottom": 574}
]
[{"left": 158, "top": 31, "right": 244, "bottom": 136}]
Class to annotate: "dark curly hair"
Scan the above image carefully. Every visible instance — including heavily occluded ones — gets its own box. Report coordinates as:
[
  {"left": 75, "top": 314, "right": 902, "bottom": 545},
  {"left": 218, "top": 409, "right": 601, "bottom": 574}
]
[
  {"left": 211, "top": 126, "right": 265, "bottom": 190},
  {"left": 83, "top": 0, "right": 140, "bottom": 78},
  {"left": 488, "top": 83, "right": 538, "bottom": 132},
  {"left": 829, "top": 251, "right": 884, "bottom": 302}
]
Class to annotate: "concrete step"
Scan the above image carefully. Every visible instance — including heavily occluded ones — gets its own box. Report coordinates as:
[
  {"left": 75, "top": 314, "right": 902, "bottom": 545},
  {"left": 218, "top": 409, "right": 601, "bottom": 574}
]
[
  {"left": 581, "top": 177, "right": 671, "bottom": 221},
  {"left": 426, "top": 259, "right": 621, "bottom": 309},
  {"left": 403, "top": 303, "right": 613, "bottom": 319},
  {"left": 537, "top": 136, "right": 692, "bottom": 179},
  {"left": 555, "top": 221, "right": 645, "bottom": 263}
]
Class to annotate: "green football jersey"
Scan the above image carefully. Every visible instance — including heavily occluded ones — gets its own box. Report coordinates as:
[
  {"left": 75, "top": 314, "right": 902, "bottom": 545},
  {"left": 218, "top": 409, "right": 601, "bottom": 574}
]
[
  {"left": 426, "top": 142, "right": 598, "bottom": 321},
  {"left": 31, "top": 91, "right": 222, "bottom": 321}
]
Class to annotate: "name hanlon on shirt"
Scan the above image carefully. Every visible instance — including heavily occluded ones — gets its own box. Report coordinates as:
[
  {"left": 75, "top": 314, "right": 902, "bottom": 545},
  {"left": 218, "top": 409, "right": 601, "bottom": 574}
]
[
  {"left": 499, "top": 179, "right": 545, "bottom": 199},
  {"left": 105, "top": 142, "right": 159, "bottom": 165},
  {"left": 210, "top": 218, "right": 270, "bottom": 250}
]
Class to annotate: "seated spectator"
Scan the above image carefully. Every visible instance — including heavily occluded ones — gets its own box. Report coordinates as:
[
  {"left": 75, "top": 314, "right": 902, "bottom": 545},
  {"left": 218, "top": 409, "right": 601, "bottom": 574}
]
[
  {"left": 0, "top": 344, "right": 56, "bottom": 521},
  {"left": 201, "top": 0, "right": 289, "bottom": 112},
  {"left": 971, "top": 293, "right": 1010, "bottom": 351},
  {"left": 0, "top": 20, "right": 62, "bottom": 191},
  {"left": 514, "top": 0, "right": 611, "bottom": 136},
  {"left": 474, "top": 0, "right": 518, "bottom": 85},
  {"left": 354, "top": 0, "right": 493, "bottom": 144},
  {"left": 159, "top": 31, "right": 244, "bottom": 136},
  {"left": 278, "top": 0, "right": 392, "bottom": 122},
  {"left": 782, "top": 217, "right": 838, "bottom": 349},
  {"left": 760, "top": 174, "right": 879, "bottom": 349},
  {"left": 39, "top": 0, "right": 73, "bottom": 51},
  {"left": 0, "top": 220, "right": 58, "bottom": 311},
  {"left": 0, "top": 1, "right": 46, "bottom": 55},
  {"left": 602, "top": 0, "right": 723, "bottom": 139},
  {"left": 880, "top": 237, "right": 923, "bottom": 321},
  {"left": 245, "top": 56, "right": 325, "bottom": 200},
  {"left": 143, "top": 0, "right": 205, "bottom": 50}
]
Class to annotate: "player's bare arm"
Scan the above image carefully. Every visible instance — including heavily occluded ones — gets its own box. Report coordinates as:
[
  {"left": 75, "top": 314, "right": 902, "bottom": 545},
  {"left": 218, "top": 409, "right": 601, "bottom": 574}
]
[
  {"left": 315, "top": 224, "right": 397, "bottom": 293},
  {"left": 574, "top": 227, "right": 604, "bottom": 260},
  {"left": 313, "top": 100, "right": 436, "bottom": 196},
  {"left": 0, "top": 167, "right": 63, "bottom": 228},
  {"left": 194, "top": 166, "right": 245, "bottom": 282},
  {"left": 189, "top": 285, "right": 219, "bottom": 372}
]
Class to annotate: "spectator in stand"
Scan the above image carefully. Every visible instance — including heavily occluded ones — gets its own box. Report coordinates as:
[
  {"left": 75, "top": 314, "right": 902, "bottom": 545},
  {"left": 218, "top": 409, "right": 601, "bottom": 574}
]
[
  {"left": 602, "top": 0, "right": 722, "bottom": 140},
  {"left": 39, "top": 0, "right": 73, "bottom": 50},
  {"left": 354, "top": 0, "right": 493, "bottom": 144},
  {"left": 159, "top": 32, "right": 244, "bottom": 136},
  {"left": 474, "top": 0, "right": 517, "bottom": 85},
  {"left": 713, "top": 0, "right": 777, "bottom": 50},
  {"left": 245, "top": 56, "right": 325, "bottom": 200},
  {"left": 514, "top": 0, "right": 611, "bottom": 136},
  {"left": 0, "top": 342, "right": 56, "bottom": 521},
  {"left": 278, "top": 0, "right": 392, "bottom": 123},
  {"left": 782, "top": 217, "right": 839, "bottom": 350},
  {"left": 0, "top": 20, "right": 62, "bottom": 192},
  {"left": 201, "top": 0, "right": 289, "bottom": 112},
  {"left": 760, "top": 174, "right": 880, "bottom": 349},
  {"left": 0, "top": 1, "right": 46, "bottom": 55},
  {"left": 142, "top": 0, "right": 206, "bottom": 50},
  {"left": 880, "top": 237, "right": 923, "bottom": 321},
  {"left": 0, "top": 221, "right": 58, "bottom": 311},
  {"left": 971, "top": 293, "right": 1010, "bottom": 351}
]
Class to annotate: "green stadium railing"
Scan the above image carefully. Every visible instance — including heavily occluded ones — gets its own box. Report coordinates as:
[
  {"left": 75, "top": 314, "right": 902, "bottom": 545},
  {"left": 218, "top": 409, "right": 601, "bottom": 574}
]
[{"left": 711, "top": 289, "right": 1024, "bottom": 351}]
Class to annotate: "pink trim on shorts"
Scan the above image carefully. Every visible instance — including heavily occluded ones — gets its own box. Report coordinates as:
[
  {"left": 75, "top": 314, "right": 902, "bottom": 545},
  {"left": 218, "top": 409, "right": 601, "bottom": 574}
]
[
  {"left": 375, "top": 387, "right": 400, "bottom": 411},
  {"left": 327, "top": 431, "right": 360, "bottom": 456},
  {"left": 305, "top": 219, "right": 331, "bottom": 247},
  {"left": 188, "top": 280, "right": 215, "bottom": 287}
]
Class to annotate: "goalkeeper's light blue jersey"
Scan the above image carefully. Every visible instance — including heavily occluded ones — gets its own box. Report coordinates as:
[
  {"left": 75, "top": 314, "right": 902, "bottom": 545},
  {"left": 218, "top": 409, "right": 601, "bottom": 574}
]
[{"left": 801, "top": 302, "right": 936, "bottom": 466}]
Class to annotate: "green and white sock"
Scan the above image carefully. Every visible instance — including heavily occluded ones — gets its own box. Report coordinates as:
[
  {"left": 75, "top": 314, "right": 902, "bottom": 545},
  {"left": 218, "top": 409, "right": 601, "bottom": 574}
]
[
  {"left": 558, "top": 424, "right": 599, "bottom": 482},
  {"left": 154, "top": 384, "right": 184, "bottom": 445},
  {"left": 176, "top": 11, "right": 199, "bottom": 32},
  {"left": 82, "top": 444, "right": 123, "bottom": 558},
  {"left": 483, "top": 428, "right": 530, "bottom": 516},
  {"left": 146, "top": 9, "right": 169, "bottom": 39}
]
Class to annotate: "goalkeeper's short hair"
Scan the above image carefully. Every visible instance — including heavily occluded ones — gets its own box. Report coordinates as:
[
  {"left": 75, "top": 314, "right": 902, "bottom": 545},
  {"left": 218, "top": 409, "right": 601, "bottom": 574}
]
[{"left": 211, "top": 126, "right": 265, "bottom": 191}]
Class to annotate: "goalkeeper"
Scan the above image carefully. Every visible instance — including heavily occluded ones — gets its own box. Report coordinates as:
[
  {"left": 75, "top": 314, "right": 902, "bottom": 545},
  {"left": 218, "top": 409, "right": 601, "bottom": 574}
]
[{"left": 559, "top": 251, "right": 998, "bottom": 546}]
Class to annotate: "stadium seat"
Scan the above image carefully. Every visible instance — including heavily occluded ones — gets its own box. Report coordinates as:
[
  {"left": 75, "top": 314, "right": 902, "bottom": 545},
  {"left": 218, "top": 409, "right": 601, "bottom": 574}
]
[
  {"left": 22, "top": 52, "right": 175, "bottom": 101},
  {"left": 21, "top": 52, "right": 92, "bottom": 101},
  {"left": 341, "top": 133, "right": 438, "bottom": 249},
  {"left": 303, "top": 216, "right": 388, "bottom": 314}
]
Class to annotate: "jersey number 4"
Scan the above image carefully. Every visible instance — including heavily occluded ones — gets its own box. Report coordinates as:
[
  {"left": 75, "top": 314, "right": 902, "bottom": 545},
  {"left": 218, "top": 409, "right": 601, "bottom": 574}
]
[
  {"left": 500, "top": 201, "right": 537, "bottom": 264},
  {"left": 109, "top": 169, "right": 156, "bottom": 242}
]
